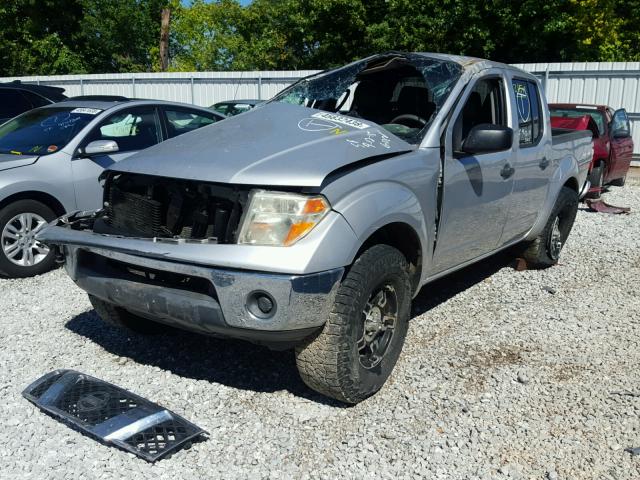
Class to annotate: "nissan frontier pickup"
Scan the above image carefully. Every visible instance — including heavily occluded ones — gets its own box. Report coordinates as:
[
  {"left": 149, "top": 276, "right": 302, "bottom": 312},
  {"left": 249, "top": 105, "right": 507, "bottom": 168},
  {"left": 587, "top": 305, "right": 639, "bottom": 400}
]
[{"left": 39, "top": 53, "right": 592, "bottom": 404}]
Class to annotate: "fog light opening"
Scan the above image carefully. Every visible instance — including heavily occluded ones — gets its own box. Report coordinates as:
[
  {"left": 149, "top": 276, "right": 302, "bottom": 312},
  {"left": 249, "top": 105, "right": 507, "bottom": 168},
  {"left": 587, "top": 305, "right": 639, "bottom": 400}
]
[{"left": 246, "top": 291, "right": 277, "bottom": 319}]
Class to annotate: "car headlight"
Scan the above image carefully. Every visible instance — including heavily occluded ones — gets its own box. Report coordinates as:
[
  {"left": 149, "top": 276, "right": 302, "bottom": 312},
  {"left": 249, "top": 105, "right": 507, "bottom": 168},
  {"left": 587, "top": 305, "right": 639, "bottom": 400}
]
[{"left": 237, "top": 190, "right": 330, "bottom": 246}]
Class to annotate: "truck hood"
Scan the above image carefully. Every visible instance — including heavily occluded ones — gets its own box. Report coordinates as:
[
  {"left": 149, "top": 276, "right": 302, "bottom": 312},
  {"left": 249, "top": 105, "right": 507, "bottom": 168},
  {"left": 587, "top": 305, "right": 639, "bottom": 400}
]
[
  {"left": 110, "top": 102, "right": 414, "bottom": 187},
  {"left": 0, "top": 153, "right": 39, "bottom": 172}
]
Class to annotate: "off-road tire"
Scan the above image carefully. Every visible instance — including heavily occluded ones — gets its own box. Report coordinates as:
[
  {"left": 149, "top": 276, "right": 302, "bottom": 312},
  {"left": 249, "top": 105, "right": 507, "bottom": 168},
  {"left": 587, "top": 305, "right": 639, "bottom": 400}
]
[
  {"left": 295, "top": 244, "right": 412, "bottom": 404},
  {"left": 521, "top": 186, "right": 578, "bottom": 269},
  {"left": 0, "top": 199, "right": 57, "bottom": 278},
  {"left": 610, "top": 175, "right": 626, "bottom": 187},
  {"left": 585, "top": 164, "right": 604, "bottom": 199},
  {"left": 89, "top": 295, "right": 165, "bottom": 334}
]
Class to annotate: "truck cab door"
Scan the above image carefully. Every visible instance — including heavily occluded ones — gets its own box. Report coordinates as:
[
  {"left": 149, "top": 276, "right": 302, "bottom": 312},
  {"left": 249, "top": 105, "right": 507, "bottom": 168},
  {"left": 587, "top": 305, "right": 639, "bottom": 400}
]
[
  {"left": 71, "top": 106, "right": 163, "bottom": 211},
  {"left": 608, "top": 108, "right": 633, "bottom": 180},
  {"left": 500, "top": 77, "right": 550, "bottom": 243},
  {"left": 432, "top": 72, "right": 516, "bottom": 273}
]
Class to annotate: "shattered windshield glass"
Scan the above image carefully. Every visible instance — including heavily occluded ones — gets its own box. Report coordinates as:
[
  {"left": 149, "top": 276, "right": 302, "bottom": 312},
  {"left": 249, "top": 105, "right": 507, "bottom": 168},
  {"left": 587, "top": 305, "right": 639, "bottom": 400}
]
[{"left": 271, "top": 54, "right": 463, "bottom": 143}]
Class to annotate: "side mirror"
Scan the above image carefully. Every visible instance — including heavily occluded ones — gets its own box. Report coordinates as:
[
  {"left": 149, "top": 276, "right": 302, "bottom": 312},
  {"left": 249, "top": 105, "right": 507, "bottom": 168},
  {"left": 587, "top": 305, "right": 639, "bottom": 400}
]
[
  {"left": 79, "top": 140, "right": 119, "bottom": 157},
  {"left": 462, "top": 124, "right": 513, "bottom": 155},
  {"left": 610, "top": 109, "right": 631, "bottom": 138}
]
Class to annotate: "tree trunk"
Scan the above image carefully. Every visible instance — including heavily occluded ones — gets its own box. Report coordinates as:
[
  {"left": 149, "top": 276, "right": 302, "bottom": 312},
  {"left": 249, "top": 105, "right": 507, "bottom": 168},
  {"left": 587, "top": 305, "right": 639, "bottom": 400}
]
[{"left": 159, "top": 8, "right": 171, "bottom": 72}]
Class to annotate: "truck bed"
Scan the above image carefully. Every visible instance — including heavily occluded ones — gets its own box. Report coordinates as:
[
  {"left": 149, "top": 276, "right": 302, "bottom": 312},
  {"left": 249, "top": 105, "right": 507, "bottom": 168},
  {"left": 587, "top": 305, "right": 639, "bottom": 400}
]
[{"left": 551, "top": 128, "right": 593, "bottom": 146}]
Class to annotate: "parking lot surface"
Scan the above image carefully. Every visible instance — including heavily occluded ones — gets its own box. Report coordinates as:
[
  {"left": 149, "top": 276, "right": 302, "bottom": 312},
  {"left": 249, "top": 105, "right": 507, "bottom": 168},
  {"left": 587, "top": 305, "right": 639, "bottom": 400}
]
[{"left": 1, "top": 186, "right": 639, "bottom": 480}]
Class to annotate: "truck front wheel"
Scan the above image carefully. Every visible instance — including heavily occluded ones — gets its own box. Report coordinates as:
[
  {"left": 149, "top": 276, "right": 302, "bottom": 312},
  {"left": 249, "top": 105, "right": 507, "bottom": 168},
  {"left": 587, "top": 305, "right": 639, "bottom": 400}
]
[
  {"left": 521, "top": 186, "right": 578, "bottom": 268},
  {"left": 295, "top": 245, "right": 412, "bottom": 404}
]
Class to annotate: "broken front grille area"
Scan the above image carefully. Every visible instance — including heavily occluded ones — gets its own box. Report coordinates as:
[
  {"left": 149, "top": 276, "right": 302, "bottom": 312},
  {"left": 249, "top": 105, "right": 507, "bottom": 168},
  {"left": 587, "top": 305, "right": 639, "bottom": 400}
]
[
  {"left": 94, "top": 172, "right": 248, "bottom": 243},
  {"left": 23, "top": 370, "right": 207, "bottom": 462}
]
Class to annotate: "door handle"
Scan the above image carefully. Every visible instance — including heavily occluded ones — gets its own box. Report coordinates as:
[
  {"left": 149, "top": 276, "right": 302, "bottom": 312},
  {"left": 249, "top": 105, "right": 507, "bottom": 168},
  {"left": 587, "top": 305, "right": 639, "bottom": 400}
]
[
  {"left": 500, "top": 163, "right": 515, "bottom": 179},
  {"left": 539, "top": 157, "right": 550, "bottom": 170}
]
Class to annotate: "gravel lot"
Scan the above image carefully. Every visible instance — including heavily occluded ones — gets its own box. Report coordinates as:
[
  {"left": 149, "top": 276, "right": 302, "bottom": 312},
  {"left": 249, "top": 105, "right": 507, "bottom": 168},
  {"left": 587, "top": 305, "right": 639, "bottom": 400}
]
[{"left": 1, "top": 185, "right": 639, "bottom": 480}]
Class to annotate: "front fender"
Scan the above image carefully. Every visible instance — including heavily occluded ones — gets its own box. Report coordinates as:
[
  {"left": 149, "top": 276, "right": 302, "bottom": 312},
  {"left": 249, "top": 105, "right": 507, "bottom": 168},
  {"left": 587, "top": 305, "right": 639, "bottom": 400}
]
[{"left": 331, "top": 181, "right": 429, "bottom": 269}]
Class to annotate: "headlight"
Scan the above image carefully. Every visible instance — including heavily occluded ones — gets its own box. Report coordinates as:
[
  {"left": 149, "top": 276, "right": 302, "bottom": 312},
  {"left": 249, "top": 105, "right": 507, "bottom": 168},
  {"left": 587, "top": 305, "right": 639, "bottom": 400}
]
[{"left": 237, "top": 190, "right": 330, "bottom": 246}]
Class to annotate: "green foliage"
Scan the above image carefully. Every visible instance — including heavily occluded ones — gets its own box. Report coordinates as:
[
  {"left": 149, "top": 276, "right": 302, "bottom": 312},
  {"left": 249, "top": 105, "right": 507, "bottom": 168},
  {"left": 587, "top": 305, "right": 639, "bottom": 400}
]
[
  {"left": 79, "top": 0, "right": 171, "bottom": 73},
  {"left": 0, "top": 0, "right": 639, "bottom": 76},
  {"left": 0, "top": 0, "right": 85, "bottom": 75}
]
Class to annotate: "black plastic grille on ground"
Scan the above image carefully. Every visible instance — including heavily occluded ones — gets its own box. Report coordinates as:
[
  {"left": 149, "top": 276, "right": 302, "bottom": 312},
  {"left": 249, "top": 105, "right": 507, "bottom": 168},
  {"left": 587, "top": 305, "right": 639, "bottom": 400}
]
[{"left": 23, "top": 370, "right": 207, "bottom": 462}]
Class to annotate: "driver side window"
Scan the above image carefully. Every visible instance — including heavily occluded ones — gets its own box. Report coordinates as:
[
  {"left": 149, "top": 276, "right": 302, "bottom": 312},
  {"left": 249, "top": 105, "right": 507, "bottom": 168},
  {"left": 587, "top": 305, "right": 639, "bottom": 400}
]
[
  {"left": 611, "top": 109, "right": 630, "bottom": 138},
  {"left": 85, "top": 106, "right": 161, "bottom": 153},
  {"left": 453, "top": 78, "right": 506, "bottom": 153}
]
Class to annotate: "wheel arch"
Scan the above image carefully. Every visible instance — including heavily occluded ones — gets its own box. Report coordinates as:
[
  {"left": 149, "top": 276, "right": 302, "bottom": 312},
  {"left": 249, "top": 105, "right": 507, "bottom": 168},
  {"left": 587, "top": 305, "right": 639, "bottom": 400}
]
[
  {"left": 563, "top": 176, "right": 579, "bottom": 193},
  {"left": 0, "top": 191, "right": 66, "bottom": 217},
  {"left": 355, "top": 222, "right": 423, "bottom": 294}
]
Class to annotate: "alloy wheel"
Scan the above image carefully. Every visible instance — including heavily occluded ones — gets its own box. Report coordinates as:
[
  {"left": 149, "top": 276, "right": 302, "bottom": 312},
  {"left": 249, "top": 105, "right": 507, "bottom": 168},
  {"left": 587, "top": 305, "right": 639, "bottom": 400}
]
[
  {"left": 1, "top": 212, "right": 50, "bottom": 267},
  {"left": 548, "top": 216, "right": 563, "bottom": 261},
  {"left": 357, "top": 284, "right": 398, "bottom": 369}
]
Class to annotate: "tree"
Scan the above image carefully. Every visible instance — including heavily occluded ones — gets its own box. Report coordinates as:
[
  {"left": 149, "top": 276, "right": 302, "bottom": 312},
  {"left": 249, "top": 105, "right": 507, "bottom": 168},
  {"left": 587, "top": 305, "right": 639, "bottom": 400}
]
[
  {"left": 0, "top": 0, "right": 85, "bottom": 76},
  {"left": 79, "top": 0, "right": 171, "bottom": 73},
  {"left": 170, "top": 0, "right": 246, "bottom": 71}
]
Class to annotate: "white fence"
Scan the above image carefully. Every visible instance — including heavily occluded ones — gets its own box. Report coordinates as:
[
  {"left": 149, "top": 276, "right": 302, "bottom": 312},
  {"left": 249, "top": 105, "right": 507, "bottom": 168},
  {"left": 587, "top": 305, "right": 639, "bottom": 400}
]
[
  {"left": 2, "top": 62, "right": 640, "bottom": 157},
  {"left": 0, "top": 70, "right": 319, "bottom": 106}
]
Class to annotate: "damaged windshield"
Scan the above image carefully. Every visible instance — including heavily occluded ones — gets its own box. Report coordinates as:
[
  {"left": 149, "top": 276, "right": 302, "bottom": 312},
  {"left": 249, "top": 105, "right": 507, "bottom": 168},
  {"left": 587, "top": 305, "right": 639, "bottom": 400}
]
[
  {"left": 271, "top": 54, "right": 463, "bottom": 143},
  {"left": 0, "top": 107, "right": 98, "bottom": 156}
]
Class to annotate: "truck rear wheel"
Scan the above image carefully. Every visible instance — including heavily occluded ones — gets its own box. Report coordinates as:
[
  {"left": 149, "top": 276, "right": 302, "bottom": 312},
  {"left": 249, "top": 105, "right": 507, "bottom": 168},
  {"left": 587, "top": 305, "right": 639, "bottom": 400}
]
[
  {"left": 89, "top": 295, "right": 164, "bottom": 334},
  {"left": 521, "top": 186, "right": 578, "bottom": 269},
  {"left": 295, "top": 244, "right": 412, "bottom": 404}
]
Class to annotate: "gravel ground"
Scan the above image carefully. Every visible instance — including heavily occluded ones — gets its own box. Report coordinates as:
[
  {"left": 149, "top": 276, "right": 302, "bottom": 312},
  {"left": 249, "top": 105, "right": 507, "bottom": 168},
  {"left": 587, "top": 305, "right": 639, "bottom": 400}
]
[{"left": 1, "top": 186, "right": 639, "bottom": 480}]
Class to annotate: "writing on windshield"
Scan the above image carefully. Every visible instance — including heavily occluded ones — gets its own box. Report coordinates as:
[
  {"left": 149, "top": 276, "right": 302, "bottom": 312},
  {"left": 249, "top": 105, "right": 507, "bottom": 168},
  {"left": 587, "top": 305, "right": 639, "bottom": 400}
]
[{"left": 0, "top": 107, "right": 99, "bottom": 155}]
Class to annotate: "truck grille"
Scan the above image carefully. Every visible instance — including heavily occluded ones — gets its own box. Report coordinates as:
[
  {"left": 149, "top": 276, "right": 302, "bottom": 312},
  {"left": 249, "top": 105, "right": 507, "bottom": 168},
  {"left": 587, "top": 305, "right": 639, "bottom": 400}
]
[{"left": 96, "top": 172, "right": 247, "bottom": 243}]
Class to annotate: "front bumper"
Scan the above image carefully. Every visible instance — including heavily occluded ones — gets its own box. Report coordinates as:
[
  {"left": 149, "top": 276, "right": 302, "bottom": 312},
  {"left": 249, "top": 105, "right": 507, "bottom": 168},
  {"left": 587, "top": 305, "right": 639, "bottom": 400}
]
[
  {"left": 40, "top": 214, "right": 344, "bottom": 345},
  {"left": 63, "top": 245, "right": 342, "bottom": 343}
]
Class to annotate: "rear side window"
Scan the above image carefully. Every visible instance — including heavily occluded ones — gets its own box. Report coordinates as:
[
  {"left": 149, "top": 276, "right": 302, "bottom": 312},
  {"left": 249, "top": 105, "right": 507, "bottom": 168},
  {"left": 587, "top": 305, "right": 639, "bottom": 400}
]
[
  {"left": 0, "top": 89, "right": 32, "bottom": 119},
  {"left": 164, "top": 108, "right": 218, "bottom": 138},
  {"left": 512, "top": 79, "right": 543, "bottom": 146}
]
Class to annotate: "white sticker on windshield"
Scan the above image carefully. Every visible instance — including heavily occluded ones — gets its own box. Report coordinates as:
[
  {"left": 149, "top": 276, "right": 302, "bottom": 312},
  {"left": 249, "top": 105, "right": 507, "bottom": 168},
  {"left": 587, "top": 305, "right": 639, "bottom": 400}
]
[
  {"left": 311, "top": 112, "right": 371, "bottom": 130},
  {"left": 71, "top": 108, "right": 102, "bottom": 115}
]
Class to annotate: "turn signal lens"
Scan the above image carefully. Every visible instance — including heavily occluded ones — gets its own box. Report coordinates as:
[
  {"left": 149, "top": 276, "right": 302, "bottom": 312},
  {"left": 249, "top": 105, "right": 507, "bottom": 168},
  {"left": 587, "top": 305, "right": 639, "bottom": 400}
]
[{"left": 237, "top": 191, "right": 330, "bottom": 246}]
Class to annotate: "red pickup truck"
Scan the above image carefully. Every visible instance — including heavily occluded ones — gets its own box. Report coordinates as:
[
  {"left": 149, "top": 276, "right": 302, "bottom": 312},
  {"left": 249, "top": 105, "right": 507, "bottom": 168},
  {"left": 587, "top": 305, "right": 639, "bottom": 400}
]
[{"left": 550, "top": 104, "right": 634, "bottom": 197}]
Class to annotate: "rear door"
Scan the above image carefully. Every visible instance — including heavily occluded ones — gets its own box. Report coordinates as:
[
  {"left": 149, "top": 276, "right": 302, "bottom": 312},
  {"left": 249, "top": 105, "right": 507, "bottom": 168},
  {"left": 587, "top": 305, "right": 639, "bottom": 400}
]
[
  {"left": 500, "top": 77, "right": 550, "bottom": 243},
  {"left": 608, "top": 108, "right": 633, "bottom": 180},
  {"left": 432, "top": 71, "right": 515, "bottom": 272},
  {"left": 71, "top": 105, "right": 163, "bottom": 210}
]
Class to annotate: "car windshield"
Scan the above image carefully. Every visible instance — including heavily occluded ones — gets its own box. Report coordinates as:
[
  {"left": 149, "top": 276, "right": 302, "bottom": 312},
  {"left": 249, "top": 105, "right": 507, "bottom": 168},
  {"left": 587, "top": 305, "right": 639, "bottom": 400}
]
[
  {"left": 550, "top": 108, "right": 605, "bottom": 136},
  {"left": 270, "top": 54, "right": 463, "bottom": 143},
  {"left": 0, "top": 107, "right": 99, "bottom": 155}
]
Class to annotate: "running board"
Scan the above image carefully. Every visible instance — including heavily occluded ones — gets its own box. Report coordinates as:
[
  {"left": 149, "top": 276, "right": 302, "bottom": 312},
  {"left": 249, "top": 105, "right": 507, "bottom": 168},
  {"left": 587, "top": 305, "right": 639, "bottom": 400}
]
[{"left": 23, "top": 370, "right": 207, "bottom": 462}]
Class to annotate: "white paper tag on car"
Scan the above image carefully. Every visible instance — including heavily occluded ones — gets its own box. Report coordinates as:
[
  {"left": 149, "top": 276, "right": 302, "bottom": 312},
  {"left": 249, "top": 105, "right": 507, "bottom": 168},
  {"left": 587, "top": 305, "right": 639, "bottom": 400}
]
[
  {"left": 71, "top": 108, "right": 102, "bottom": 115},
  {"left": 311, "top": 112, "right": 371, "bottom": 130}
]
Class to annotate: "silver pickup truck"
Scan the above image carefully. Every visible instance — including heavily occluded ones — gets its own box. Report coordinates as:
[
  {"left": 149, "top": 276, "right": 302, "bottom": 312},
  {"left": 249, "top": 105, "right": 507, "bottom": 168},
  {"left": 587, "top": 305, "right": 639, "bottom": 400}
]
[{"left": 39, "top": 53, "right": 592, "bottom": 404}]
